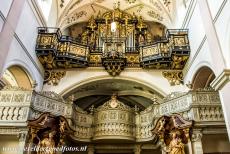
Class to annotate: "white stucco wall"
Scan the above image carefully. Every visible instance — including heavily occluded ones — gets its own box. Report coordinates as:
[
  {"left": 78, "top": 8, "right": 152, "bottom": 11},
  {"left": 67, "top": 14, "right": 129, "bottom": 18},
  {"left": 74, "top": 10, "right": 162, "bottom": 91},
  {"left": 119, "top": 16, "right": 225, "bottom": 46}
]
[
  {"left": 15, "top": 0, "right": 43, "bottom": 71},
  {"left": 183, "top": 0, "right": 230, "bottom": 82},
  {"left": 186, "top": 3, "right": 205, "bottom": 59},
  {"left": 0, "top": 16, "right": 4, "bottom": 32},
  {"left": 4, "top": 37, "right": 44, "bottom": 90},
  {"left": 184, "top": 39, "right": 214, "bottom": 83},
  {"left": 0, "top": 0, "right": 13, "bottom": 17},
  {"left": 43, "top": 68, "right": 188, "bottom": 97},
  {"left": 2, "top": 0, "right": 45, "bottom": 90},
  {"left": 207, "top": 0, "right": 224, "bottom": 19},
  {"left": 214, "top": 0, "right": 230, "bottom": 68}
]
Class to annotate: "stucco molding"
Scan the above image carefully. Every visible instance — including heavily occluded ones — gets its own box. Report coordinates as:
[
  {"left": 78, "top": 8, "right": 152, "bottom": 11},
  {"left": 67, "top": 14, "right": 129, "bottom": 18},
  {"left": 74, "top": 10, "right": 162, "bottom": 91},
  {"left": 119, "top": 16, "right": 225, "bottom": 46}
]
[{"left": 211, "top": 69, "right": 230, "bottom": 90}]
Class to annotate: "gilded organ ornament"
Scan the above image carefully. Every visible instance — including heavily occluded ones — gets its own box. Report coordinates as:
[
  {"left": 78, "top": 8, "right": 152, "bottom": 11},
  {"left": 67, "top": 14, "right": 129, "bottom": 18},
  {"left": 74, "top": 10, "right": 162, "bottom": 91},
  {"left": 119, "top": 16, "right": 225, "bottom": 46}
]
[
  {"left": 162, "top": 71, "right": 183, "bottom": 86},
  {"left": 44, "top": 70, "right": 66, "bottom": 86},
  {"left": 36, "top": 4, "right": 190, "bottom": 84}
]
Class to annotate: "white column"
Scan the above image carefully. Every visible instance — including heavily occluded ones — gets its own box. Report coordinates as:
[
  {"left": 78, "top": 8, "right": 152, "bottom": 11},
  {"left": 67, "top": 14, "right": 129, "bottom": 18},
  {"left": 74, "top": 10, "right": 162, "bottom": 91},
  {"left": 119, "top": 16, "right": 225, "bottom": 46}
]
[
  {"left": 187, "top": 140, "right": 193, "bottom": 154},
  {"left": 219, "top": 82, "right": 230, "bottom": 139},
  {"left": 197, "top": 0, "right": 226, "bottom": 75},
  {"left": 191, "top": 129, "right": 203, "bottom": 154},
  {"left": 17, "top": 132, "right": 28, "bottom": 154}
]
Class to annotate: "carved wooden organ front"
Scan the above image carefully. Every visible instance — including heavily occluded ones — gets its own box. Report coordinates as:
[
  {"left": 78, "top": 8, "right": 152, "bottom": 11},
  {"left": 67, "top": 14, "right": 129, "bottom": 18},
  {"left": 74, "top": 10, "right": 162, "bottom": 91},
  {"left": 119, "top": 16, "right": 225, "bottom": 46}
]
[{"left": 35, "top": 7, "right": 190, "bottom": 83}]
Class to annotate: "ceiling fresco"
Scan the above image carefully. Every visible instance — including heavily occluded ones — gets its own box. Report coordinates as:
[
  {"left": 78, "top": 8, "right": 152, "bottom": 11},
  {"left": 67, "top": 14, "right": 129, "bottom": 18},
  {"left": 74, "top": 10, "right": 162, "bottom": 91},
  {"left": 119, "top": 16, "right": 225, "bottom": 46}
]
[{"left": 56, "top": 0, "right": 175, "bottom": 29}]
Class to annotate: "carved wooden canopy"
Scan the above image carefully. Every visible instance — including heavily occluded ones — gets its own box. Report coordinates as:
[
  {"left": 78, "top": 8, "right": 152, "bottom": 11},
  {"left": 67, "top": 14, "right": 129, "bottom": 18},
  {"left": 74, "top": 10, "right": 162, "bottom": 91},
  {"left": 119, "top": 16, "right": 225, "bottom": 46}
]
[{"left": 27, "top": 113, "right": 74, "bottom": 146}]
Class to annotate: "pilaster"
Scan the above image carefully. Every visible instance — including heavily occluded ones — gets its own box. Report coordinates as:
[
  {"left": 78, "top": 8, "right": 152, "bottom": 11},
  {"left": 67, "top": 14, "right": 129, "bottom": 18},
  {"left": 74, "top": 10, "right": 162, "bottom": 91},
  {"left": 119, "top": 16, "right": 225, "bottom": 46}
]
[
  {"left": 0, "top": 0, "right": 26, "bottom": 76},
  {"left": 191, "top": 129, "right": 203, "bottom": 154},
  {"left": 134, "top": 144, "right": 141, "bottom": 154},
  {"left": 17, "top": 132, "right": 28, "bottom": 154},
  {"left": 198, "top": 0, "right": 226, "bottom": 75},
  {"left": 87, "top": 145, "right": 94, "bottom": 154},
  {"left": 211, "top": 69, "right": 230, "bottom": 140}
]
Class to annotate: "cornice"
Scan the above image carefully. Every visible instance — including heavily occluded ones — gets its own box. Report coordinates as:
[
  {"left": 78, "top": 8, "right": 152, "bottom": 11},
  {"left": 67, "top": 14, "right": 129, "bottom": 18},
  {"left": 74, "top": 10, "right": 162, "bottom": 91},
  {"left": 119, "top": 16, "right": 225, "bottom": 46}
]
[{"left": 211, "top": 69, "right": 230, "bottom": 90}]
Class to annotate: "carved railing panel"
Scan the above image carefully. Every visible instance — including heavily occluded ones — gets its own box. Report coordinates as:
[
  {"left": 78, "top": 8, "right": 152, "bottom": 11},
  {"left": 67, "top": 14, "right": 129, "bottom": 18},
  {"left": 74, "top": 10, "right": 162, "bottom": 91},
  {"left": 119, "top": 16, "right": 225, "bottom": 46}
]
[
  {"left": 93, "top": 97, "right": 136, "bottom": 140},
  {"left": 159, "top": 93, "right": 192, "bottom": 115},
  {"left": 0, "top": 87, "right": 72, "bottom": 126},
  {"left": 136, "top": 105, "right": 158, "bottom": 141},
  {"left": 71, "top": 106, "right": 93, "bottom": 141},
  {"left": 0, "top": 87, "right": 32, "bottom": 125},
  {"left": 0, "top": 87, "right": 224, "bottom": 141},
  {"left": 159, "top": 90, "right": 224, "bottom": 123}
]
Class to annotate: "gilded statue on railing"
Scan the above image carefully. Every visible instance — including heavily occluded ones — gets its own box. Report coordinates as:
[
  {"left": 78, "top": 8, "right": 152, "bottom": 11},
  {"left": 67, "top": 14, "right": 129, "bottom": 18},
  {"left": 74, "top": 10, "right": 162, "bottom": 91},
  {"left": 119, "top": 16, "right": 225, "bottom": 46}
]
[
  {"left": 27, "top": 113, "right": 74, "bottom": 154},
  {"left": 37, "top": 131, "right": 56, "bottom": 154},
  {"left": 165, "top": 130, "right": 185, "bottom": 154},
  {"left": 152, "top": 114, "right": 192, "bottom": 154}
]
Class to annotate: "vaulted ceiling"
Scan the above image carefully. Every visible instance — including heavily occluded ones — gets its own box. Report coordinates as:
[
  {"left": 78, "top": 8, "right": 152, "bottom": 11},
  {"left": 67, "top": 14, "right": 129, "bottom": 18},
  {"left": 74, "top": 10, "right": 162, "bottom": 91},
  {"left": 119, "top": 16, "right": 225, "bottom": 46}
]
[{"left": 56, "top": 0, "right": 176, "bottom": 30}]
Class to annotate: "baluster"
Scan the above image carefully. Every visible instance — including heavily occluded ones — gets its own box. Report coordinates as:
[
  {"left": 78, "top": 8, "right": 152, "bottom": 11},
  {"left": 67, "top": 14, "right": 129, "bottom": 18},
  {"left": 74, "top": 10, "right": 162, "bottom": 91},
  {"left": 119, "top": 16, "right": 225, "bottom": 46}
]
[
  {"left": 8, "top": 107, "right": 15, "bottom": 120},
  {"left": 18, "top": 107, "right": 23, "bottom": 120},
  {"left": 2, "top": 107, "right": 9, "bottom": 120},
  {"left": 12, "top": 107, "right": 19, "bottom": 120},
  {"left": 0, "top": 107, "right": 4, "bottom": 120}
]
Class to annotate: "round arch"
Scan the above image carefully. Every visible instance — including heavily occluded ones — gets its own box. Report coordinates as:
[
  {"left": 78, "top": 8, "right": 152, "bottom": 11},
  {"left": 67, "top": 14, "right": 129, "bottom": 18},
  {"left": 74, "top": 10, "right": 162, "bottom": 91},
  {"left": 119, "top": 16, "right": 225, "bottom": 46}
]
[
  {"left": 2, "top": 65, "right": 32, "bottom": 89},
  {"left": 60, "top": 76, "right": 165, "bottom": 111},
  {"left": 191, "top": 66, "right": 215, "bottom": 90},
  {"left": 2, "top": 59, "right": 37, "bottom": 90},
  {"left": 60, "top": 75, "right": 166, "bottom": 97}
]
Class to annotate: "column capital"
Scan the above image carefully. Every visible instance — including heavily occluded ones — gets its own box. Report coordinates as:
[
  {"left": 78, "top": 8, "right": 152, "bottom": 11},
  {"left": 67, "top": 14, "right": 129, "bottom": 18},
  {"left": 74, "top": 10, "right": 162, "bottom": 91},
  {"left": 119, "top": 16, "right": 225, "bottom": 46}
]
[
  {"left": 17, "top": 132, "right": 28, "bottom": 142},
  {"left": 211, "top": 69, "right": 230, "bottom": 90},
  {"left": 191, "top": 129, "right": 203, "bottom": 142}
]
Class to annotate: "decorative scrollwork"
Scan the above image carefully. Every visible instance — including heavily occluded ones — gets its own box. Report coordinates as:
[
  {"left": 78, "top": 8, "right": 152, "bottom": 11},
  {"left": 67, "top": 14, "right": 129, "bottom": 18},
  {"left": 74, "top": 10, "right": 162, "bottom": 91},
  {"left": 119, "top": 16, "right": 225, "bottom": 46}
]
[
  {"left": 44, "top": 70, "right": 66, "bottom": 86},
  {"left": 162, "top": 71, "right": 183, "bottom": 86}
]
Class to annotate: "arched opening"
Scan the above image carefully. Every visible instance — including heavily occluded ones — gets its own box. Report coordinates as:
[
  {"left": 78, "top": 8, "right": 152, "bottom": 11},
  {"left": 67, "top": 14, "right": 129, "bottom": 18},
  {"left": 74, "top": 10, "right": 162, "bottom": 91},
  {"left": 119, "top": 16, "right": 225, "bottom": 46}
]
[
  {"left": 192, "top": 66, "right": 215, "bottom": 90},
  {"left": 61, "top": 79, "right": 164, "bottom": 153},
  {"left": 63, "top": 78, "right": 164, "bottom": 112},
  {"left": 1, "top": 65, "right": 33, "bottom": 90}
]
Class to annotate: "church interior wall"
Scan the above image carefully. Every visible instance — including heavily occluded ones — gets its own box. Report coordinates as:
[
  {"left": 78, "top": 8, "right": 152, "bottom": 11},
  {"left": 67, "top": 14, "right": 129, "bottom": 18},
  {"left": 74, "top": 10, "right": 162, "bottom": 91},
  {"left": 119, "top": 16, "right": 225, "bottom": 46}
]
[
  {"left": 3, "top": 37, "right": 44, "bottom": 90},
  {"left": 0, "top": 0, "right": 13, "bottom": 18},
  {"left": 1, "top": 0, "right": 46, "bottom": 90},
  {"left": 43, "top": 68, "right": 188, "bottom": 96},
  {"left": 183, "top": 40, "right": 213, "bottom": 84},
  {"left": 47, "top": 0, "right": 58, "bottom": 27},
  {"left": 0, "top": 16, "right": 4, "bottom": 32},
  {"left": 207, "top": 0, "right": 225, "bottom": 19},
  {"left": 184, "top": 1, "right": 205, "bottom": 59},
  {"left": 213, "top": 0, "right": 230, "bottom": 68}
]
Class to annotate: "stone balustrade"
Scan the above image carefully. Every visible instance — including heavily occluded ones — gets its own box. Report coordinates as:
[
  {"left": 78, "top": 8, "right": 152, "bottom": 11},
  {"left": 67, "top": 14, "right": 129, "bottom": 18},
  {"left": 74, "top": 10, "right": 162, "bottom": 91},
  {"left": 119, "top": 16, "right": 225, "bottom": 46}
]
[
  {"left": 0, "top": 86, "right": 224, "bottom": 142},
  {"left": 159, "top": 90, "right": 223, "bottom": 122}
]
